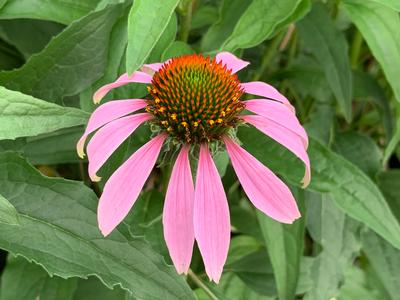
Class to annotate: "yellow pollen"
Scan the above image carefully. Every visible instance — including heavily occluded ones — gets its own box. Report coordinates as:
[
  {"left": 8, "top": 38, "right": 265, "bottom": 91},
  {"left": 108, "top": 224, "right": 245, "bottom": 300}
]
[
  {"left": 161, "top": 120, "right": 168, "bottom": 126},
  {"left": 217, "top": 119, "right": 223, "bottom": 124},
  {"left": 145, "top": 107, "right": 151, "bottom": 113},
  {"left": 226, "top": 108, "right": 231, "bottom": 112},
  {"left": 167, "top": 127, "right": 173, "bottom": 132},
  {"left": 193, "top": 121, "right": 199, "bottom": 127},
  {"left": 158, "top": 107, "right": 166, "bottom": 113},
  {"left": 181, "top": 121, "right": 188, "bottom": 127},
  {"left": 171, "top": 113, "right": 177, "bottom": 120},
  {"left": 155, "top": 98, "right": 161, "bottom": 104},
  {"left": 208, "top": 120, "right": 215, "bottom": 125},
  {"left": 221, "top": 111, "right": 226, "bottom": 117},
  {"left": 147, "top": 86, "right": 151, "bottom": 92}
]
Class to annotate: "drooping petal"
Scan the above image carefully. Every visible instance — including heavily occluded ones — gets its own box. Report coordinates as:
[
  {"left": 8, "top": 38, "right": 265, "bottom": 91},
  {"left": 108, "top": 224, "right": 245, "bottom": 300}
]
[
  {"left": 194, "top": 144, "right": 230, "bottom": 283},
  {"left": 76, "top": 99, "right": 147, "bottom": 158},
  {"left": 163, "top": 145, "right": 194, "bottom": 274},
  {"left": 215, "top": 52, "right": 250, "bottom": 74},
  {"left": 241, "top": 81, "right": 295, "bottom": 112},
  {"left": 242, "top": 115, "right": 311, "bottom": 187},
  {"left": 244, "top": 99, "right": 308, "bottom": 148},
  {"left": 93, "top": 71, "right": 152, "bottom": 103},
  {"left": 87, "top": 113, "right": 152, "bottom": 182},
  {"left": 98, "top": 134, "right": 166, "bottom": 236},
  {"left": 223, "top": 137, "right": 301, "bottom": 223}
]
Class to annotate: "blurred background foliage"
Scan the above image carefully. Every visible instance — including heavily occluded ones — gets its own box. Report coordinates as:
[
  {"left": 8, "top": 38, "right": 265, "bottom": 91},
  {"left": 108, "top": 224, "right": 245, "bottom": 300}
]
[{"left": 0, "top": 0, "right": 400, "bottom": 299}]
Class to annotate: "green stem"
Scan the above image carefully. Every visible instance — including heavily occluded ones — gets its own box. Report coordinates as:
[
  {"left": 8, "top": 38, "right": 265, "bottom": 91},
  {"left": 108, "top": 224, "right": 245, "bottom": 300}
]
[
  {"left": 177, "top": 0, "right": 193, "bottom": 42},
  {"left": 350, "top": 30, "right": 363, "bottom": 68},
  {"left": 187, "top": 270, "right": 220, "bottom": 300}
]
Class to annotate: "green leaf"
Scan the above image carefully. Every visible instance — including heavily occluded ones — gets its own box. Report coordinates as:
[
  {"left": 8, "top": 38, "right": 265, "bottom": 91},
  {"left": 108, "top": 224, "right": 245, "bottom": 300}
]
[
  {"left": 147, "top": 13, "right": 177, "bottom": 62},
  {"left": 0, "top": 152, "right": 195, "bottom": 300},
  {"left": 0, "top": 0, "right": 100, "bottom": 24},
  {"left": 0, "top": 3, "right": 124, "bottom": 104},
  {"left": 361, "top": 230, "right": 400, "bottom": 300},
  {"left": 126, "top": 0, "right": 179, "bottom": 74},
  {"left": 342, "top": 0, "right": 400, "bottom": 102},
  {"left": 201, "top": 0, "right": 251, "bottom": 52},
  {"left": 0, "top": 87, "right": 88, "bottom": 140},
  {"left": 191, "top": 5, "right": 219, "bottom": 30},
  {"left": 161, "top": 41, "right": 194, "bottom": 61},
  {"left": 237, "top": 126, "right": 400, "bottom": 249},
  {"left": 304, "top": 193, "right": 361, "bottom": 300},
  {"left": 257, "top": 189, "right": 305, "bottom": 300},
  {"left": 0, "top": 193, "right": 19, "bottom": 225},
  {"left": 0, "top": 256, "right": 78, "bottom": 300},
  {"left": 222, "top": 0, "right": 304, "bottom": 52},
  {"left": 383, "top": 113, "right": 400, "bottom": 165},
  {"left": 297, "top": 4, "right": 353, "bottom": 121},
  {"left": 333, "top": 131, "right": 382, "bottom": 178},
  {"left": 73, "top": 277, "right": 128, "bottom": 300}
]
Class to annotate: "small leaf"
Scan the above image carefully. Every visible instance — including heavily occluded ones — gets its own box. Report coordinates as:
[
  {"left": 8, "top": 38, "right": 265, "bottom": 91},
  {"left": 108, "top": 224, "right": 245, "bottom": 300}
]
[
  {"left": 126, "top": 0, "right": 179, "bottom": 74},
  {"left": 297, "top": 4, "right": 353, "bottom": 121},
  {"left": 0, "top": 87, "right": 88, "bottom": 140},
  {"left": 0, "top": 152, "right": 195, "bottom": 300},
  {"left": 342, "top": 0, "right": 400, "bottom": 102},
  {"left": 0, "top": 193, "right": 19, "bottom": 225},
  {"left": 369, "top": 0, "right": 400, "bottom": 11}
]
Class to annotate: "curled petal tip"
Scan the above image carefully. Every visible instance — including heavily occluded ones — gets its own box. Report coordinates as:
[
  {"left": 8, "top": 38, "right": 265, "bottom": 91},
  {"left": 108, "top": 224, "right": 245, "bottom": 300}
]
[{"left": 76, "top": 139, "right": 86, "bottom": 158}]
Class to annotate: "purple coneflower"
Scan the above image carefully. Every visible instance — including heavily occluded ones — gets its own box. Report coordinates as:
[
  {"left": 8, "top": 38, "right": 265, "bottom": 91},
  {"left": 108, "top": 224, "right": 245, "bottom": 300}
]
[{"left": 77, "top": 52, "right": 310, "bottom": 283}]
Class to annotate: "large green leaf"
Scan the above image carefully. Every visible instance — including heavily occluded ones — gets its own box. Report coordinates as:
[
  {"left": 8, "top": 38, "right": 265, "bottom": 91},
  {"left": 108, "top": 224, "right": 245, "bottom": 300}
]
[
  {"left": 342, "top": 0, "right": 400, "bottom": 102},
  {"left": 304, "top": 193, "right": 361, "bottom": 300},
  {"left": 237, "top": 126, "right": 400, "bottom": 249},
  {"left": 298, "top": 4, "right": 353, "bottom": 121},
  {"left": 0, "top": 0, "right": 100, "bottom": 24},
  {"left": 0, "top": 256, "right": 78, "bottom": 300},
  {"left": 0, "top": 87, "right": 88, "bottom": 140},
  {"left": 256, "top": 189, "right": 305, "bottom": 300},
  {"left": 0, "top": 152, "right": 195, "bottom": 300},
  {"left": 126, "top": 0, "right": 179, "bottom": 74},
  {"left": 0, "top": 3, "right": 124, "bottom": 104},
  {"left": 222, "top": 0, "right": 304, "bottom": 52}
]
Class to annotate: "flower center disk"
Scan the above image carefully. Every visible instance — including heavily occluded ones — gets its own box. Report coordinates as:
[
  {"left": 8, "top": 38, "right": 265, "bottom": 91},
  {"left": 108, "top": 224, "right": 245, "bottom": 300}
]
[{"left": 146, "top": 54, "right": 244, "bottom": 144}]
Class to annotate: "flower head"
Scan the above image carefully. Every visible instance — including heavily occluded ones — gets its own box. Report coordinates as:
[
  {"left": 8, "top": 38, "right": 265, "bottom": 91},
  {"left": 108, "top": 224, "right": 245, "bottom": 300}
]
[{"left": 77, "top": 52, "right": 310, "bottom": 283}]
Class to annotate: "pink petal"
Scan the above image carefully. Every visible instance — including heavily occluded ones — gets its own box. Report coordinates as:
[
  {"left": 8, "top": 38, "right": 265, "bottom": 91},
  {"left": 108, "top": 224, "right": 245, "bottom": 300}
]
[
  {"left": 141, "top": 62, "right": 164, "bottom": 75},
  {"left": 243, "top": 115, "right": 311, "bottom": 187},
  {"left": 87, "top": 113, "right": 152, "bottom": 182},
  {"left": 76, "top": 99, "right": 147, "bottom": 158},
  {"left": 241, "top": 81, "right": 295, "bottom": 112},
  {"left": 244, "top": 99, "right": 308, "bottom": 148},
  {"left": 215, "top": 52, "right": 250, "bottom": 74},
  {"left": 98, "top": 134, "right": 166, "bottom": 236},
  {"left": 223, "top": 137, "right": 301, "bottom": 223},
  {"left": 93, "top": 71, "right": 152, "bottom": 103},
  {"left": 163, "top": 145, "right": 194, "bottom": 274},
  {"left": 194, "top": 144, "right": 230, "bottom": 283}
]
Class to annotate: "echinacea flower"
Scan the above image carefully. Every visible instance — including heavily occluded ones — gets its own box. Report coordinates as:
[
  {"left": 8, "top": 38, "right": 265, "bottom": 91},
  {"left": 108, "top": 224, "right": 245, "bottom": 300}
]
[{"left": 77, "top": 52, "right": 310, "bottom": 283}]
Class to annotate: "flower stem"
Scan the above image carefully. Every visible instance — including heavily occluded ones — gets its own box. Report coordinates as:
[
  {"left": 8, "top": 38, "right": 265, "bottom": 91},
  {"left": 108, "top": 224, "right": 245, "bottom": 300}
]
[
  {"left": 177, "top": 0, "right": 193, "bottom": 42},
  {"left": 187, "top": 269, "right": 220, "bottom": 300},
  {"left": 350, "top": 30, "right": 363, "bottom": 68}
]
